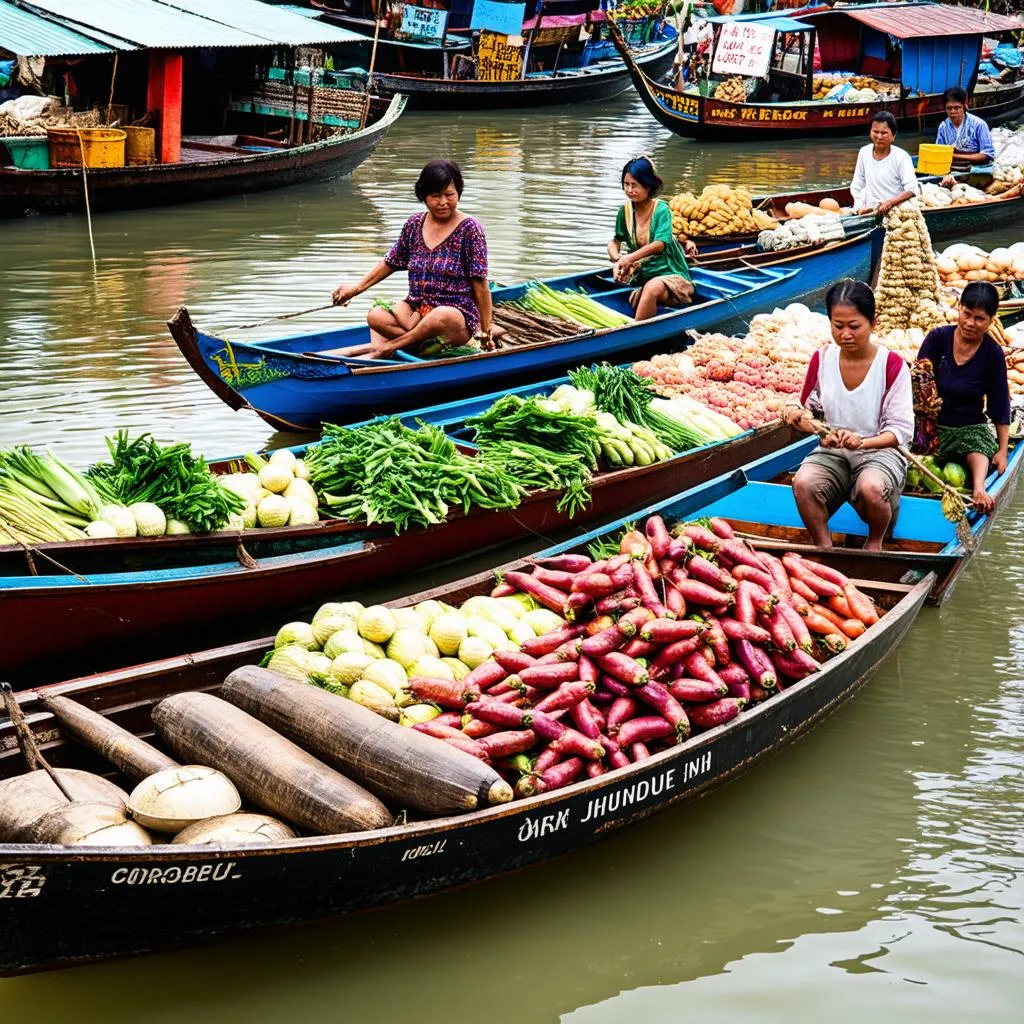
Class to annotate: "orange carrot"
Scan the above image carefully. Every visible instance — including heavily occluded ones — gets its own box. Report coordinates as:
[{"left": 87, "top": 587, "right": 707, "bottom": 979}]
[
  {"left": 841, "top": 618, "right": 866, "bottom": 639},
  {"left": 804, "top": 611, "right": 840, "bottom": 635},
  {"left": 789, "top": 576, "right": 819, "bottom": 603},
  {"left": 843, "top": 584, "right": 879, "bottom": 625},
  {"left": 828, "top": 593, "right": 854, "bottom": 618}
]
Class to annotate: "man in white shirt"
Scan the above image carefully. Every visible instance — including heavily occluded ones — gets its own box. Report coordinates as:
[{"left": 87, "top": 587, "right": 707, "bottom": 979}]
[{"left": 850, "top": 111, "right": 920, "bottom": 215}]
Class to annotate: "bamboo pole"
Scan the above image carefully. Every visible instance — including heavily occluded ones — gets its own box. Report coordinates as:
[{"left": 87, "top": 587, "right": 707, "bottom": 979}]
[{"left": 361, "top": 5, "right": 385, "bottom": 130}]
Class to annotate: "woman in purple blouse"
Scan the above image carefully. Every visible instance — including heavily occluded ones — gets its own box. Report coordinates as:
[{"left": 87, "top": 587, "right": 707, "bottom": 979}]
[{"left": 330, "top": 160, "right": 494, "bottom": 358}]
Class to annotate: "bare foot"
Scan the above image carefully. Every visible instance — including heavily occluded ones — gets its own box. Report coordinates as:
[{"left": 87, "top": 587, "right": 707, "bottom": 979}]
[{"left": 972, "top": 488, "right": 995, "bottom": 515}]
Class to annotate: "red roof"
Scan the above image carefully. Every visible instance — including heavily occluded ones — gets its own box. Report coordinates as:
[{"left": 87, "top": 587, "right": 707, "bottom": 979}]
[{"left": 844, "top": 4, "right": 1024, "bottom": 40}]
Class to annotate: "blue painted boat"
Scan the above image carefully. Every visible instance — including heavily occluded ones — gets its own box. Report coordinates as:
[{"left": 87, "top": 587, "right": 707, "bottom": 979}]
[
  {"left": 168, "top": 229, "right": 880, "bottom": 431},
  {"left": 581, "top": 434, "right": 1024, "bottom": 606}
]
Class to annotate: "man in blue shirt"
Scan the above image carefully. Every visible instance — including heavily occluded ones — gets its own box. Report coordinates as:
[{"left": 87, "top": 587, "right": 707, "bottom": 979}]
[{"left": 936, "top": 86, "right": 995, "bottom": 172}]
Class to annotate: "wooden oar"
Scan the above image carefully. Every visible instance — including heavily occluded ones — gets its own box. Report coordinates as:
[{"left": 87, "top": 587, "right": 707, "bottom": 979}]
[
  {"left": 805, "top": 418, "right": 977, "bottom": 549},
  {"left": 1, "top": 683, "right": 73, "bottom": 800},
  {"left": 221, "top": 302, "right": 340, "bottom": 332}
]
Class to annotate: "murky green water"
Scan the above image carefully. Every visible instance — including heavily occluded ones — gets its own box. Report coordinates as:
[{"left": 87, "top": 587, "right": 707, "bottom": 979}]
[{"left": 1, "top": 95, "right": 1022, "bottom": 1021}]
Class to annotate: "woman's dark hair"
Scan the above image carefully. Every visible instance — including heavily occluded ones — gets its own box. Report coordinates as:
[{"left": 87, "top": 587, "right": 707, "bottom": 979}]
[
  {"left": 825, "top": 278, "right": 876, "bottom": 321},
  {"left": 621, "top": 156, "right": 663, "bottom": 196},
  {"left": 960, "top": 281, "right": 999, "bottom": 318},
  {"left": 871, "top": 110, "right": 898, "bottom": 134},
  {"left": 415, "top": 160, "right": 464, "bottom": 201},
  {"left": 943, "top": 86, "right": 968, "bottom": 106}
]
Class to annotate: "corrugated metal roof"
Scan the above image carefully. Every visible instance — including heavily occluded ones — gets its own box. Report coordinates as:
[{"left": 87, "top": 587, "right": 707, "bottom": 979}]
[
  {"left": 12, "top": 0, "right": 362, "bottom": 50},
  {"left": 706, "top": 14, "right": 814, "bottom": 32},
  {"left": 156, "top": 0, "right": 363, "bottom": 44},
  {"left": 0, "top": 1, "right": 116, "bottom": 55},
  {"left": 844, "top": 4, "right": 1024, "bottom": 41}
]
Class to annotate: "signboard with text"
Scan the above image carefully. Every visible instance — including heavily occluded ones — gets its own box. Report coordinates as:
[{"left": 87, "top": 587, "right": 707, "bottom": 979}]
[
  {"left": 470, "top": 0, "right": 526, "bottom": 37},
  {"left": 397, "top": 5, "right": 448, "bottom": 42},
  {"left": 477, "top": 30, "right": 523, "bottom": 82},
  {"left": 711, "top": 21, "right": 775, "bottom": 79}
]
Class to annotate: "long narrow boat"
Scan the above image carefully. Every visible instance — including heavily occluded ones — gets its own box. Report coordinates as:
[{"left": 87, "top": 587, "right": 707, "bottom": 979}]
[
  {"left": 0, "top": 495, "right": 934, "bottom": 975},
  {"left": 694, "top": 184, "right": 1024, "bottom": 254},
  {"left": 624, "top": 435, "right": 1024, "bottom": 606},
  {"left": 168, "top": 230, "right": 878, "bottom": 431},
  {"left": 0, "top": 96, "right": 405, "bottom": 219},
  {"left": 612, "top": 5, "right": 1024, "bottom": 142},
  {"left": 0, "top": 414, "right": 795, "bottom": 685}
]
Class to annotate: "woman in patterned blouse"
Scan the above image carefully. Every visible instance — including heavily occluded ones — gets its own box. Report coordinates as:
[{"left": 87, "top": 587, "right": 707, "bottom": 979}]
[{"left": 330, "top": 160, "right": 493, "bottom": 357}]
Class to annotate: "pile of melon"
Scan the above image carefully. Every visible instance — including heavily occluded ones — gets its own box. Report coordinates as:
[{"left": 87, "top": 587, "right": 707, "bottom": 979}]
[
  {"left": 783, "top": 197, "right": 849, "bottom": 219},
  {"left": 935, "top": 243, "right": 1024, "bottom": 291}
]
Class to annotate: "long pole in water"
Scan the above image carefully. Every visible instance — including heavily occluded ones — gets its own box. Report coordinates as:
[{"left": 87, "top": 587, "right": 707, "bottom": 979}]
[
  {"left": 361, "top": 3, "right": 385, "bottom": 130},
  {"left": 77, "top": 129, "right": 97, "bottom": 275}
]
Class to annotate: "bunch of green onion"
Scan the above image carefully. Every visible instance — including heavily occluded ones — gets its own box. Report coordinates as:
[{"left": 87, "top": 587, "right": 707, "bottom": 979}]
[{"left": 509, "top": 282, "right": 633, "bottom": 331}]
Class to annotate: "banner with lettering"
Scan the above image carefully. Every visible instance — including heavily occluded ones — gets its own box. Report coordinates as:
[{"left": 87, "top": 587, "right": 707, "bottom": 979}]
[
  {"left": 397, "top": 4, "right": 449, "bottom": 42},
  {"left": 477, "top": 30, "right": 524, "bottom": 81},
  {"left": 470, "top": 0, "right": 527, "bottom": 36},
  {"left": 711, "top": 21, "right": 775, "bottom": 79}
]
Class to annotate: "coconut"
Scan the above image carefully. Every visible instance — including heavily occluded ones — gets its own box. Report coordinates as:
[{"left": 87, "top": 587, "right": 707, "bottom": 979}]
[
  {"left": 128, "top": 766, "right": 242, "bottom": 834},
  {"left": 172, "top": 812, "right": 296, "bottom": 846},
  {"left": 27, "top": 801, "right": 153, "bottom": 846},
  {"left": 0, "top": 768, "right": 129, "bottom": 842}
]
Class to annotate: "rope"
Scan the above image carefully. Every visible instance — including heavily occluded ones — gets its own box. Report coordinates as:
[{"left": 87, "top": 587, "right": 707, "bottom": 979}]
[{"left": 76, "top": 129, "right": 97, "bottom": 274}]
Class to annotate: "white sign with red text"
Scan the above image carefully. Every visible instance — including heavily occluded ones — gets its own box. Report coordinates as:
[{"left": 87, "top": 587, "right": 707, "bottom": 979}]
[{"left": 711, "top": 21, "right": 776, "bottom": 79}]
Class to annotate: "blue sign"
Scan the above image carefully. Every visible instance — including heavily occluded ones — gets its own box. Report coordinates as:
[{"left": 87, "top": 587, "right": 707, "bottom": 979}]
[{"left": 470, "top": 0, "right": 527, "bottom": 36}]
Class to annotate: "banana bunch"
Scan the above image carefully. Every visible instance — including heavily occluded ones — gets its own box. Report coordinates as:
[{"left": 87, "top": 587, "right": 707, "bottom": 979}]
[
  {"left": 668, "top": 183, "right": 777, "bottom": 238},
  {"left": 594, "top": 413, "right": 673, "bottom": 469}
]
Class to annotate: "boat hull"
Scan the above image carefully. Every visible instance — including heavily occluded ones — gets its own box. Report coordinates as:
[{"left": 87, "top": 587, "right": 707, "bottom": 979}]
[
  {"left": 171, "top": 232, "right": 876, "bottom": 431},
  {"left": 0, "top": 570, "right": 930, "bottom": 976},
  {"left": 369, "top": 39, "right": 677, "bottom": 110},
  {"left": 0, "top": 96, "right": 405, "bottom": 218},
  {"left": 0, "top": 424, "right": 796, "bottom": 685}
]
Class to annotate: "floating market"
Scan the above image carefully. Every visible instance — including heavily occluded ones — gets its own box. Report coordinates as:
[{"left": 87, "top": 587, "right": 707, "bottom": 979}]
[{"left": 1, "top": 0, "right": 1024, "bottom": 1017}]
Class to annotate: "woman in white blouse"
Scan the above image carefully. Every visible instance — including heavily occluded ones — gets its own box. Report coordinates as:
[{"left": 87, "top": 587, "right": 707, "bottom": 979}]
[
  {"left": 850, "top": 111, "right": 920, "bottom": 216},
  {"left": 782, "top": 279, "right": 914, "bottom": 551}
]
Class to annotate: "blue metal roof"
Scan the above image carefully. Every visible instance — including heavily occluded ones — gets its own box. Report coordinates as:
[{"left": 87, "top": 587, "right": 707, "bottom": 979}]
[
  {"left": 706, "top": 14, "right": 815, "bottom": 33},
  {"left": 0, "top": 1, "right": 115, "bottom": 55},
  {"left": 8, "top": 0, "right": 362, "bottom": 50}
]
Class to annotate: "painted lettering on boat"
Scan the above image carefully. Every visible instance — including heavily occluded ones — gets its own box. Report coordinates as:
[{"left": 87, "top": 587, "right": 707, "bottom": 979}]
[
  {"left": 402, "top": 839, "right": 446, "bottom": 861},
  {"left": 709, "top": 105, "right": 809, "bottom": 123},
  {"left": 0, "top": 864, "right": 46, "bottom": 899},
  {"left": 110, "top": 862, "right": 240, "bottom": 886},
  {"left": 651, "top": 88, "right": 699, "bottom": 121},
  {"left": 517, "top": 753, "right": 713, "bottom": 841}
]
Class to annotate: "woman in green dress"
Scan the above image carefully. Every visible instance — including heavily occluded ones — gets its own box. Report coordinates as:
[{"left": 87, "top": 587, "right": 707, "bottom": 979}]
[{"left": 607, "top": 156, "right": 696, "bottom": 321}]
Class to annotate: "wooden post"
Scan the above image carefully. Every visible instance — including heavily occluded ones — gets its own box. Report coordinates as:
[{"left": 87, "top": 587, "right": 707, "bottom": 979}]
[
  {"left": 146, "top": 52, "right": 182, "bottom": 163},
  {"left": 361, "top": 9, "right": 385, "bottom": 129}
]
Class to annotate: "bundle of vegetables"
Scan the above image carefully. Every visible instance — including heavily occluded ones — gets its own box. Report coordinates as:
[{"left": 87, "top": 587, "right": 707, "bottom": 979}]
[
  {"left": 874, "top": 206, "right": 947, "bottom": 334},
  {"left": 667, "top": 184, "right": 776, "bottom": 239},
  {"left": 260, "top": 592, "right": 563, "bottom": 726},
  {"left": 474, "top": 440, "right": 592, "bottom": 517},
  {"left": 509, "top": 283, "right": 633, "bottom": 331},
  {"left": 399, "top": 514, "right": 882, "bottom": 796},
  {"left": 306, "top": 418, "right": 524, "bottom": 532},
  {"left": 568, "top": 363, "right": 718, "bottom": 451},
  {"left": 0, "top": 446, "right": 108, "bottom": 543},
  {"left": 87, "top": 431, "right": 245, "bottom": 536}
]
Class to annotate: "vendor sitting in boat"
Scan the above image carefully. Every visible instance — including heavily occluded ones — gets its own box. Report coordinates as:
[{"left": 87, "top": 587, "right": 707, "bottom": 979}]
[
  {"left": 916, "top": 282, "right": 1011, "bottom": 514},
  {"left": 608, "top": 156, "right": 696, "bottom": 322},
  {"left": 329, "top": 160, "right": 494, "bottom": 358},
  {"left": 782, "top": 280, "right": 914, "bottom": 552},
  {"left": 850, "top": 112, "right": 920, "bottom": 217},
  {"left": 937, "top": 87, "right": 995, "bottom": 184}
]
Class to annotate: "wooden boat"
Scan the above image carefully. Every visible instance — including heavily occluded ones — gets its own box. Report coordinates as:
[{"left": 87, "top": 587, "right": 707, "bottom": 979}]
[
  {"left": 694, "top": 183, "right": 1024, "bottom": 254},
  {"left": 0, "top": 95, "right": 405, "bottom": 218},
  {"left": 312, "top": 1, "right": 678, "bottom": 110},
  {"left": 613, "top": 4, "right": 1024, "bottom": 142},
  {"left": 168, "top": 229, "right": 878, "bottom": 432},
  {"left": 640, "top": 435, "right": 1024, "bottom": 605},
  {"left": 0, "top": 500, "right": 933, "bottom": 975},
  {"left": 0, "top": 410, "right": 796, "bottom": 685}
]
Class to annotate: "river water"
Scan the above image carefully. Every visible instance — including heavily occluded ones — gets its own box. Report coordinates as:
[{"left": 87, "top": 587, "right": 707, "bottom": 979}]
[{"left": 1, "top": 94, "right": 1022, "bottom": 1021}]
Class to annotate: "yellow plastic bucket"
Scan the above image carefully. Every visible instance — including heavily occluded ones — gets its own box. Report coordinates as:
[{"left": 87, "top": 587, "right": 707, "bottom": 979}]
[
  {"left": 47, "top": 127, "right": 126, "bottom": 169},
  {"left": 123, "top": 126, "right": 156, "bottom": 166},
  {"left": 917, "top": 143, "right": 954, "bottom": 176}
]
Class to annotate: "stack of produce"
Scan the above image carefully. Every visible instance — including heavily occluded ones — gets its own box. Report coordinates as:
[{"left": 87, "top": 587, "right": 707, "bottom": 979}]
[
  {"left": 667, "top": 184, "right": 776, "bottom": 238},
  {"left": 782, "top": 198, "right": 845, "bottom": 219},
  {"left": 758, "top": 212, "right": 844, "bottom": 251},
  {"left": 874, "top": 206, "right": 947, "bottom": 334},
  {"left": 401, "top": 514, "right": 883, "bottom": 796},
  {"left": 920, "top": 182, "right": 990, "bottom": 208},
  {"left": 934, "top": 243, "right": 1024, "bottom": 290},
  {"left": 987, "top": 126, "right": 1024, "bottom": 194},
  {"left": 1003, "top": 342, "right": 1024, "bottom": 399},
  {"left": 502, "top": 283, "right": 633, "bottom": 331},
  {"left": 306, "top": 418, "right": 524, "bottom": 531},
  {"left": 812, "top": 73, "right": 896, "bottom": 100},
  {"left": 222, "top": 448, "right": 319, "bottom": 529},
  {"left": 713, "top": 76, "right": 746, "bottom": 103},
  {"left": 260, "top": 591, "right": 564, "bottom": 726}
]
